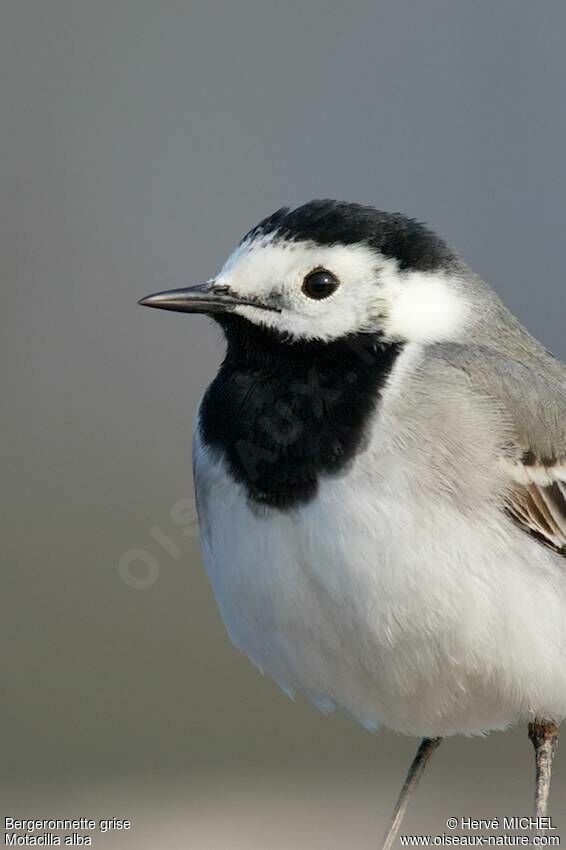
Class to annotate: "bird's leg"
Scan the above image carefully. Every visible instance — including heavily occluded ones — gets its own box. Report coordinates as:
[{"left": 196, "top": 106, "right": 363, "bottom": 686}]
[
  {"left": 381, "top": 737, "right": 442, "bottom": 850},
  {"left": 528, "top": 720, "right": 559, "bottom": 818}
]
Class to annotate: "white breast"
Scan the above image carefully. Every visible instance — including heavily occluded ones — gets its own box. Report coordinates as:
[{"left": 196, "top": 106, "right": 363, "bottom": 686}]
[{"left": 193, "top": 347, "right": 566, "bottom": 737}]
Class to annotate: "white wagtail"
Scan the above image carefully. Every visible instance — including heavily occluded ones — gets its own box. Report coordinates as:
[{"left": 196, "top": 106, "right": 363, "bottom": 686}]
[{"left": 139, "top": 200, "right": 566, "bottom": 843}]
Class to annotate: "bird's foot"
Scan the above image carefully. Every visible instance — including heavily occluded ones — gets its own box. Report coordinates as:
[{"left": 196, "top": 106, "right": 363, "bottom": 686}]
[{"left": 528, "top": 719, "right": 559, "bottom": 821}]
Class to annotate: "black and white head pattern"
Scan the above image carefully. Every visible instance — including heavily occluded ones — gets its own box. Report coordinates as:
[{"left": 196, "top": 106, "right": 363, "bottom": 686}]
[
  {"left": 212, "top": 200, "right": 471, "bottom": 344},
  {"left": 199, "top": 202, "right": 474, "bottom": 509}
]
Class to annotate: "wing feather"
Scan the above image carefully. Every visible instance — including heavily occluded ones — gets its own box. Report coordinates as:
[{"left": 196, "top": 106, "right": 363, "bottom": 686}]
[
  {"left": 506, "top": 474, "right": 566, "bottom": 554},
  {"left": 434, "top": 343, "right": 566, "bottom": 557}
]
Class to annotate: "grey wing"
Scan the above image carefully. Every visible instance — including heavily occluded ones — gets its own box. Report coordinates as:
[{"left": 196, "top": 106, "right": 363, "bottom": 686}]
[{"left": 436, "top": 343, "right": 566, "bottom": 556}]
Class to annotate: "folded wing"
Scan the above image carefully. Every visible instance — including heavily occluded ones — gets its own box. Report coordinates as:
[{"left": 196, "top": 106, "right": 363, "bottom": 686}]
[{"left": 437, "top": 343, "right": 566, "bottom": 557}]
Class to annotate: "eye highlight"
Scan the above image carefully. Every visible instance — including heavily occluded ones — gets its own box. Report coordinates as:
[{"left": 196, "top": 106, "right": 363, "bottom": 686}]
[{"left": 302, "top": 269, "right": 340, "bottom": 300}]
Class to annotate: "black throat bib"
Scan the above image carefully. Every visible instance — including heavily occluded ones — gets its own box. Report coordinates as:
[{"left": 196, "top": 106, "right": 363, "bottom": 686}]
[{"left": 199, "top": 316, "right": 403, "bottom": 510}]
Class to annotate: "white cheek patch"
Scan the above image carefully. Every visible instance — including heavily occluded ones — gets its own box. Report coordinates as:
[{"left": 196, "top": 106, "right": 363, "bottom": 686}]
[
  {"left": 218, "top": 237, "right": 384, "bottom": 342},
  {"left": 382, "top": 271, "right": 470, "bottom": 343},
  {"left": 218, "top": 234, "right": 470, "bottom": 344}
]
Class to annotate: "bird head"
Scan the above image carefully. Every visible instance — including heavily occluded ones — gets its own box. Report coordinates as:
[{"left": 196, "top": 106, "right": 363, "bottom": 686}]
[{"left": 139, "top": 200, "right": 471, "bottom": 346}]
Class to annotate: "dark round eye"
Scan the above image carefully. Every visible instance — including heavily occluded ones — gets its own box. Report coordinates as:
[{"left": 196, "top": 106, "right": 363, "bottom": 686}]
[{"left": 302, "top": 269, "right": 339, "bottom": 300}]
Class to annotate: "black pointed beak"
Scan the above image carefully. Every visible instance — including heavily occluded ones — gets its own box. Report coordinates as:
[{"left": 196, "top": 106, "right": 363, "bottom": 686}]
[
  {"left": 138, "top": 282, "right": 280, "bottom": 315},
  {"left": 139, "top": 282, "right": 246, "bottom": 314}
]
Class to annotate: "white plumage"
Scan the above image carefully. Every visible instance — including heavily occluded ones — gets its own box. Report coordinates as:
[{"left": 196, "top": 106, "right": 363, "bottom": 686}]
[{"left": 194, "top": 340, "right": 566, "bottom": 738}]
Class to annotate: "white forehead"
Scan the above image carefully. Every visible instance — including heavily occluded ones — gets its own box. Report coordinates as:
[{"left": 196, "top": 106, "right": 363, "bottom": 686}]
[
  {"left": 215, "top": 234, "right": 470, "bottom": 343},
  {"left": 217, "top": 234, "right": 380, "bottom": 294},
  {"left": 215, "top": 235, "right": 385, "bottom": 341}
]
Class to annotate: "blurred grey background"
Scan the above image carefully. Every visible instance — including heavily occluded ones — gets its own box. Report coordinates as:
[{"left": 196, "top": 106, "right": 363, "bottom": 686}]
[{"left": 2, "top": 1, "right": 565, "bottom": 847}]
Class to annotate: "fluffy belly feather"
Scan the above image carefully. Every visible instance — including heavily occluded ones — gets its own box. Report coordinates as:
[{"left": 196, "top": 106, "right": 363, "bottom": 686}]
[{"left": 194, "top": 434, "right": 566, "bottom": 738}]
